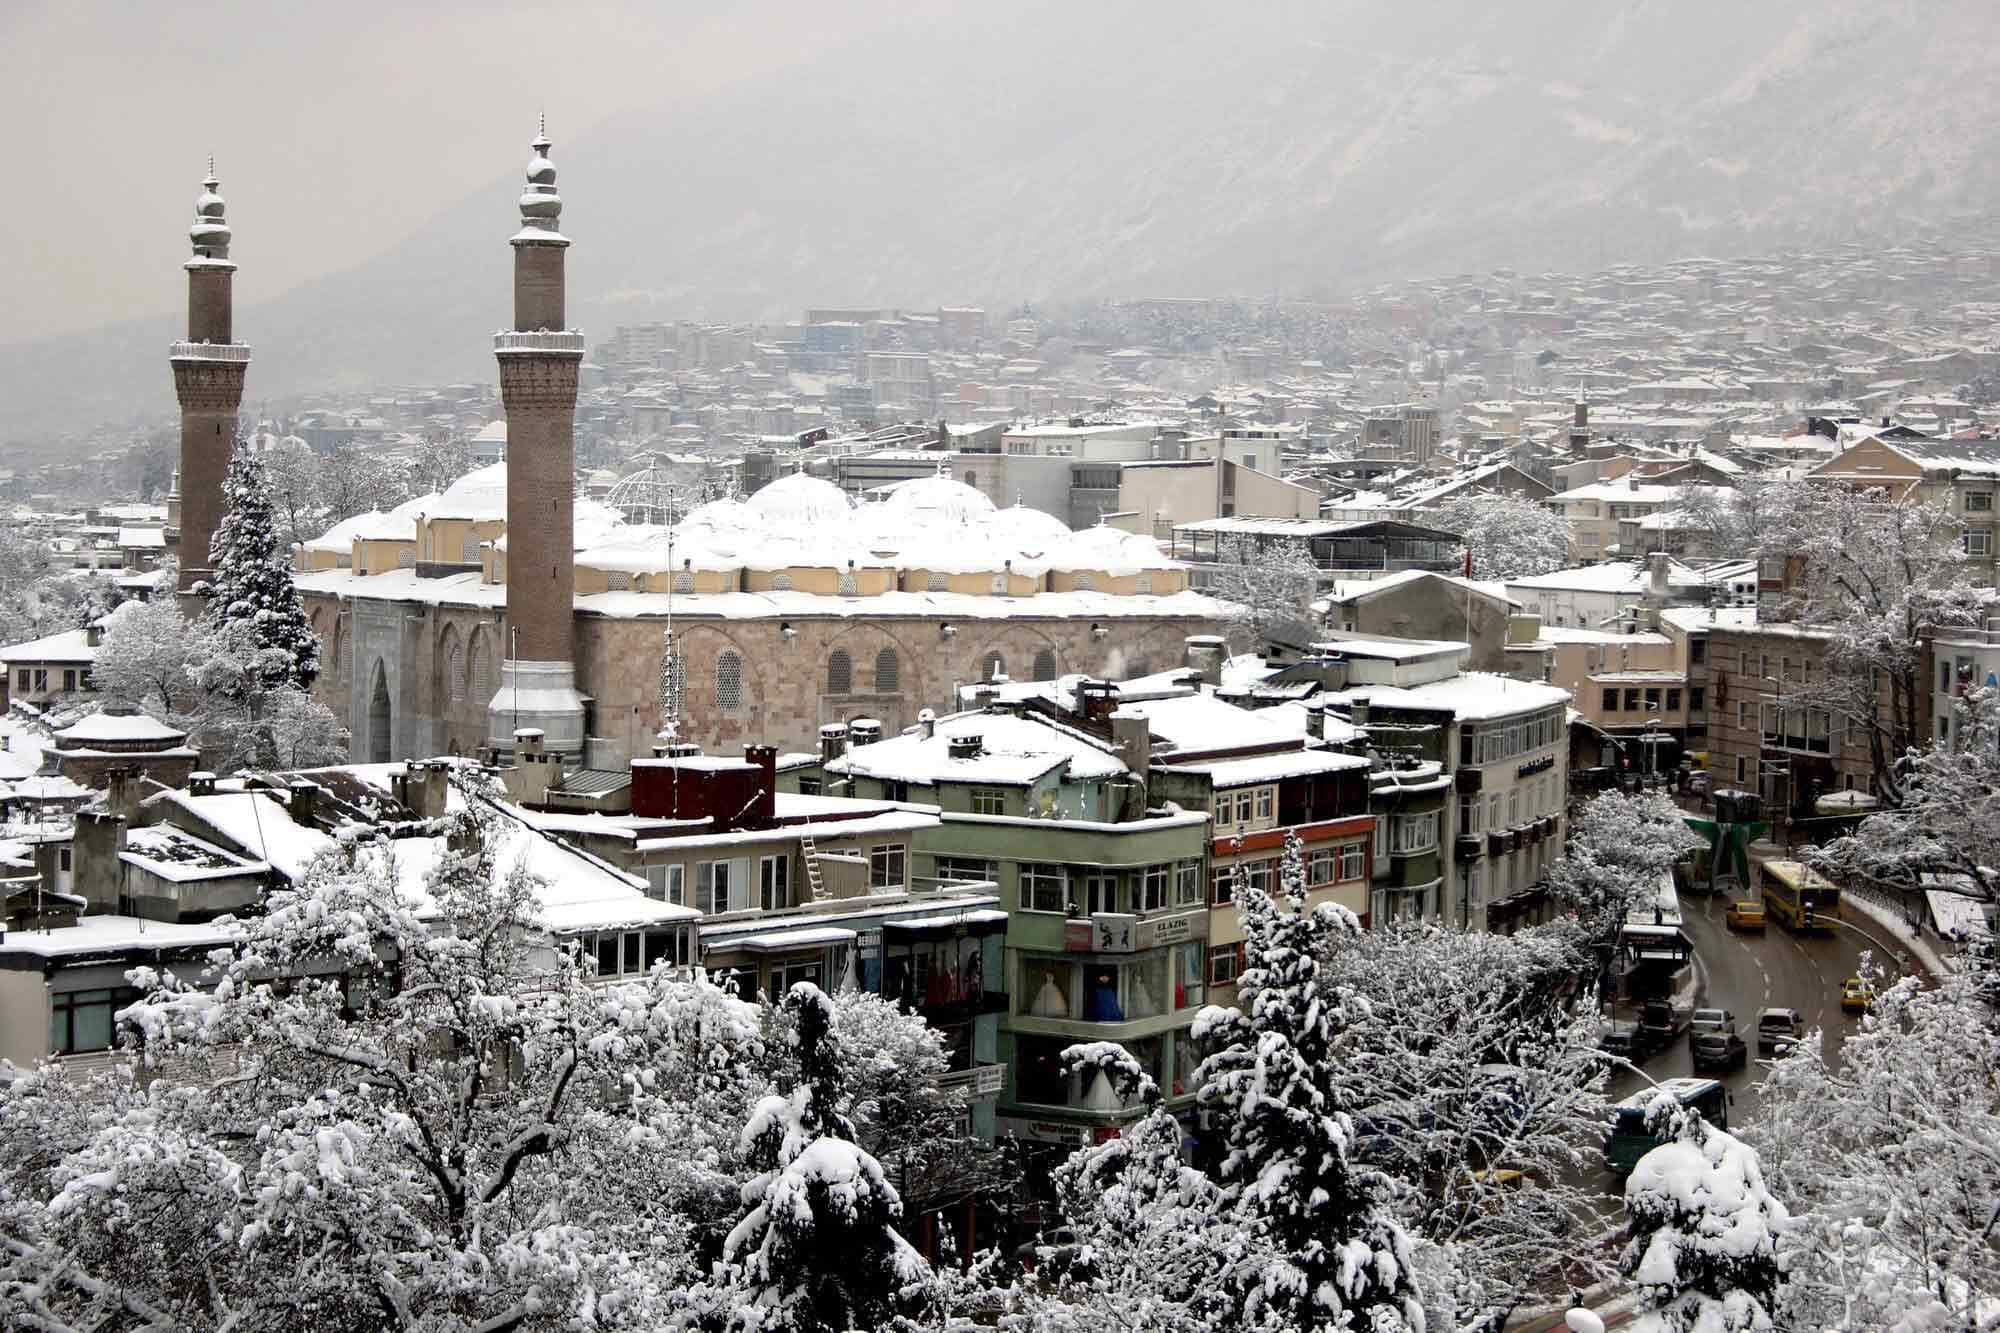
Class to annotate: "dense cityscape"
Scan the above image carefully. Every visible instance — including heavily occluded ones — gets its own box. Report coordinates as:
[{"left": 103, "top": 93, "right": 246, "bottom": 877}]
[{"left": 5, "top": 8, "right": 2000, "bottom": 1333}]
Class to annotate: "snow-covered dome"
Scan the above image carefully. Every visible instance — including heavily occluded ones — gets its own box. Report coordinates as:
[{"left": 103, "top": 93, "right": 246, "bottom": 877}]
[
  {"left": 879, "top": 474, "right": 996, "bottom": 526},
  {"left": 680, "top": 496, "right": 766, "bottom": 538},
  {"left": 745, "top": 472, "right": 852, "bottom": 530},
  {"left": 1047, "top": 524, "right": 1180, "bottom": 575},
  {"left": 987, "top": 502, "right": 1072, "bottom": 551},
  {"left": 190, "top": 163, "right": 231, "bottom": 259},
  {"left": 429, "top": 463, "right": 509, "bottom": 520}
]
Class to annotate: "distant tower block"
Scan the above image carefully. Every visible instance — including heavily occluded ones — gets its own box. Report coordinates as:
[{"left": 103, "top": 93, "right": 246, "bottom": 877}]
[
  {"left": 487, "top": 122, "right": 588, "bottom": 761},
  {"left": 170, "top": 162, "right": 250, "bottom": 597}
]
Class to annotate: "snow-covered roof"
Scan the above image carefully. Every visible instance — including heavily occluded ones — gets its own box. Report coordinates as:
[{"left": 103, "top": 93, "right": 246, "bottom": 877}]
[
  {"left": 426, "top": 463, "right": 510, "bottom": 521},
  {"left": 152, "top": 790, "right": 335, "bottom": 882},
  {"left": 745, "top": 471, "right": 853, "bottom": 529},
  {"left": 1351, "top": 672, "right": 1571, "bottom": 722},
  {"left": 1504, "top": 560, "right": 1711, "bottom": 594},
  {"left": 0, "top": 913, "right": 238, "bottom": 959},
  {"left": 121, "top": 826, "right": 268, "bottom": 883},
  {"left": 55, "top": 712, "right": 187, "bottom": 745},
  {"left": 0, "top": 626, "right": 97, "bottom": 665},
  {"left": 828, "top": 710, "right": 1126, "bottom": 787},
  {"left": 1155, "top": 747, "right": 1369, "bottom": 787}
]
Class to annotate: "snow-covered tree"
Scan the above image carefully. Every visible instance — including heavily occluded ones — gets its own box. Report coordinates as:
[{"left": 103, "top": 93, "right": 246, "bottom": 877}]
[
  {"left": 91, "top": 596, "right": 209, "bottom": 716},
  {"left": 994, "top": 1042, "right": 1272, "bottom": 1333},
  {"left": 1329, "top": 923, "right": 1615, "bottom": 1332},
  {"left": 1432, "top": 492, "right": 1570, "bottom": 580},
  {"left": 317, "top": 444, "right": 414, "bottom": 526},
  {"left": 707, "top": 982, "right": 935, "bottom": 1332},
  {"left": 767, "top": 988, "right": 1009, "bottom": 1238},
  {"left": 1753, "top": 477, "right": 1992, "bottom": 803},
  {"left": 179, "top": 618, "right": 347, "bottom": 770},
  {"left": 1811, "top": 686, "right": 2000, "bottom": 904},
  {"left": 260, "top": 437, "right": 329, "bottom": 550},
  {"left": 1747, "top": 963, "right": 2000, "bottom": 1331},
  {"left": 0, "top": 526, "right": 98, "bottom": 651},
  {"left": 0, "top": 793, "right": 772, "bottom": 1330},
  {"left": 1547, "top": 791, "right": 1701, "bottom": 937},
  {"left": 195, "top": 444, "right": 322, "bottom": 690},
  {"left": 410, "top": 434, "right": 476, "bottom": 499},
  {"left": 1621, "top": 1093, "right": 1790, "bottom": 1333},
  {"left": 1191, "top": 834, "right": 1428, "bottom": 1331},
  {"left": 1210, "top": 534, "right": 1322, "bottom": 654}
]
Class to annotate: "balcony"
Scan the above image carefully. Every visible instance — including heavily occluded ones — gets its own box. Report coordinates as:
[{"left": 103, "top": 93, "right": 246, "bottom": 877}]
[
  {"left": 167, "top": 340, "right": 250, "bottom": 362},
  {"left": 937, "top": 1063, "right": 1007, "bottom": 1098},
  {"left": 493, "top": 329, "right": 587, "bottom": 355}
]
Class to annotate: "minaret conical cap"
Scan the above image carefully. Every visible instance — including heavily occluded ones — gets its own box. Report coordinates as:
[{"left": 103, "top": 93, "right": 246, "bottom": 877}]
[{"left": 516, "top": 117, "right": 565, "bottom": 242}]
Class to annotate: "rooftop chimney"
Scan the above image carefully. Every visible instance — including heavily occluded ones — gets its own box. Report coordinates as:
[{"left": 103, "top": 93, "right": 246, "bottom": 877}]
[
  {"left": 819, "top": 723, "right": 848, "bottom": 763},
  {"left": 1646, "top": 551, "right": 1671, "bottom": 605},
  {"left": 1184, "top": 634, "right": 1226, "bottom": 688},
  {"left": 848, "top": 718, "right": 883, "bottom": 747},
  {"left": 743, "top": 745, "right": 777, "bottom": 827},
  {"left": 947, "top": 734, "right": 984, "bottom": 761},
  {"left": 917, "top": 707, "right": 937, "bottom": 739},
  {"left": 1110, "top": 708, "right": 1151, "bottom": 778},
  {"left": 184, "top": 770, "right": 214, "bottom": 799}
]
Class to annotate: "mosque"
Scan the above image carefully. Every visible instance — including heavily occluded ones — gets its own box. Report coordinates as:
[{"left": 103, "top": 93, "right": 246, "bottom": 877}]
[{"left": 169, "top": 130, "right": 1226, "bottom": 771}]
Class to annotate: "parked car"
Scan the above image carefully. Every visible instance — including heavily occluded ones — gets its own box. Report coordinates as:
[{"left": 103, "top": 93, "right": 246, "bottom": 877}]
[
  {"left": 1598, "top": 1019, "right": 1643, "bottom": 1060},
  {"left": 1689, "top": 1007, "right": 1736, "bottom": 1039},
  {"left": 1640, "top": 1000, "right": 1691, "bottom": 1049},
  {"left": 1691, "top": 1028, "right": 1749, "bottom": 1072},
  {"left": 1756, "top": 1007, "right": 1804, "bottom": 1056},
  {"left": 1726, "top": 900, "right": 1767, "bottom": 932},
  {"left": 1840, "top": 976, "right": 1876, "bottom": 1014}
]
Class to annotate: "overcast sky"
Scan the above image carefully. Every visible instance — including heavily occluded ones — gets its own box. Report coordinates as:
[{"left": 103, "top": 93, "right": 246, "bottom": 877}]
[{"left": 4, "top": 2, "right": 886, "bottom": 343}]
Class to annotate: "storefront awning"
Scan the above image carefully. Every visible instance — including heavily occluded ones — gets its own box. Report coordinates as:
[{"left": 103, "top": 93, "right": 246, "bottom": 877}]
[
  {"left": 882, "top": 908, "right": 1010, "bottom": 939},
  {"left": 711, "top": 925, "right": 859, "bottom": 954}
]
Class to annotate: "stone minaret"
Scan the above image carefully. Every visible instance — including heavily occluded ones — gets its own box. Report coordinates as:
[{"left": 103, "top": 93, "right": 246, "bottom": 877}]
[
  {"left": 170, "top": 162, "right": 249, "bottom": 597},
  {"left": 487, "top": 122, "right": 587, "bottom": 760}
]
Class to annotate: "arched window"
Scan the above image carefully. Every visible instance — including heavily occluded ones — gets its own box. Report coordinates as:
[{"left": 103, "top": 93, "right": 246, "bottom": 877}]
[
  {"left": 717, "top": 651, "right": 744, "bottom": 712},
  {"left": 469, "top": 631, "right": 499, "bottom": 702},
  {"left": 983, "top": 651, "right": 1005, "bottom": 682},
  {"left": 441, "top": 626, "right": 465, "bottom": 703},
  {"left": 827, "top": 649, "right": 852, "bottom": 695},
  {"left": 874, "top": 647, "right": 900, "bottom": 694},
  {"left": 1033, "top": 648, "right": 1058, "bottom": 682}
]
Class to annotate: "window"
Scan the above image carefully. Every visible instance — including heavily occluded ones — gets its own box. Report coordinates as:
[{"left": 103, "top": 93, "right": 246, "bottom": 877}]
[
  {"left": 1084, "top": 873, "right": 1119, "bottom": 916},
  {"left": 964, "top": 470, "right": 978, "bottom": 487},
  {"left": 62, "top": 669, "right": 75, "bottom": 692},
  {"left": 1033, "top": 648, "right": 1058, "bottom": 682},
  {"left": 49, "top": 987, "right": 140, "bottom": 1055},
  {"left": 1174, "top": 860, "right": 1202, "bottom": 907},
  {"left": 827, "top": 649, "right": 852, "bottom": 695},
  {"left": 716, "top": 651, "right": 743, "bottom": 711},
  {"left": 1234, "top": 792, "right": 1254, "bottom": 825},
  {"left": 1736, "top": 700, "right": 1748, "bottom": 728},
  {"left": 769, "top": 573, "right": 792, "bottom": 592},
  {"left": 1074, "top": 573, "right": 1094, "bottom": 591},
  {"left": 1736, "top": 755, "right": 1747, "bottom": 784},
  {"left": 838, "top": 571, "right": 858, "bottom": 595},
  {"left": 1211, "top": 864, "right": 1235, "bottom": 906},
  {"left": 926, "top": 571, "right": 950, "bottom": 592},
  {"left": 697, "top": 860, "right": 735, "bottom": 915},
  {"left": 15, "top": 669, "right": 27, "bottom": 691},
  {"left": 1208, "top": 944, "right": 1243, "bottom": 987},
  {"left": 1666, "top": 688, "right": 1682, "bottom": 712},
  {"left": 641, "top": 863, "right": 686, "bottom": 905},
  {"left": 1306, "top": 848, "right": 1335, "bottom": 886},
  {"left": 1135, "top": 574, "right": 1154, "bottom": 594},
  {"left": 1624, "top": 688, "right": 1640, "bottom": 712},
  {"left": 1391, "top": 811, "right": 1439, "bottom": 854},
  {"left": 760, "top": 854, "right": 791, "bottom": 911},
  {"left": 1643, "top": 687, "right": 1661, "bottom": 710},
  {"left": 1967, "top": 531, "right": 1992, "bottom": 558},
  {"left": 797, "top": 777, "right": 821, "bottom": 797},
  {"left": 446, "top": 639, "right": 466, "bottom": 703},
  {"left": 1339, "top": 844, "right": 1366, "bottom": 881},
  {"left": 1459, "top": 796, "right": 1482, "bottom": 834},
  {"left": 1968, "top": 490, "right": 1995, "bottom": 513},
  {"left": 970, "top": 788, "right": 1006, "bottom": 816},
  {"left": 1690, "top": 638, "right": 1707, "bottom": 664},
  {"left": 1690, "top": 686, "right": 1705, "bottom": 711},
  {"left": 1243, "top": 860, "right": 1276, "bottom": 897},
  {"left": 1255, "top": 788, "right": 1274, "bottom": 820},
  {"left": 874, "top": 647, "right": 899, "bottom": 693},
  {"left": 1602, "top": 688, "right": 1618, "bottom": 712},
  {"left": 1021, "top": 862, "right": 1067, "bottom": 913},
  {"left": 1141, "top": 864, "right": 1170, "bottom": 912},
  {"left": 673, "top": 571, "right": 695, "bottom": 593},
  {"left": 936, "top": 856, "right": 996, "bottom": 886},
  {"left": 868, "top": 844, "right": 906, "bottom": 892},
  {"left": 983, "top": 652, "right": 1005, "bottom": 681}
]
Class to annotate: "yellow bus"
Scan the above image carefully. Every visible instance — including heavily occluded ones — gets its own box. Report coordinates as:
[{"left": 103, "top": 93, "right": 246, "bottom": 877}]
[{"left": 1758, "top": 859, "right": 1840, "bottom": 933}]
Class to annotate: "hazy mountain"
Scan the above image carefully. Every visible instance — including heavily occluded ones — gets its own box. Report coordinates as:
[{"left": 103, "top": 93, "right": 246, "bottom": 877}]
[{"left": 9, "top": 0, "right": 1997, "bottom": 439}]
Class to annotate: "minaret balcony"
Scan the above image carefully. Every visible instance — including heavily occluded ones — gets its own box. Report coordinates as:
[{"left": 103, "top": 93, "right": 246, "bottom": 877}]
[
  {"left": 494, "top": 330, "right": 586, "bottom": 356},
  {"left": 167, "top": 341, "right": 251, "bottom": 362}
]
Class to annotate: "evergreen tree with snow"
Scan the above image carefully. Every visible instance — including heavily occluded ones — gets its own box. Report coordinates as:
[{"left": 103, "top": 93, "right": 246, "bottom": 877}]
[
  {"left": 713, "top": 982, "right": 934, "bottom": 1332},
  {"left": 1621, "top": 1093, "right": 1790, "bottom": 1333},
  {"left": 194, "top": 443, "right": 321, "bottom": 690},
  {"left": 1191, "top": 833, "right": 1428, "bottom": 1331}
]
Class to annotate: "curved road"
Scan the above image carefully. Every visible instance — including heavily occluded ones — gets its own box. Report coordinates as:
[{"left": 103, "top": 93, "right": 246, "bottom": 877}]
[{"left": 1605, "top": 887, "right": 1883, "bottom": 1125}]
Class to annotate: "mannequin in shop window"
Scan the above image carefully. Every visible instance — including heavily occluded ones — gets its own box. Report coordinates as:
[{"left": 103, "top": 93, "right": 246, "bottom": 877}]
[
  {"left": 1031, "top": 968, "right": 1068, "bottom": 1018},
  {"left": 1083, "top": 967, "right": 1124, "bottom": 1022}
]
